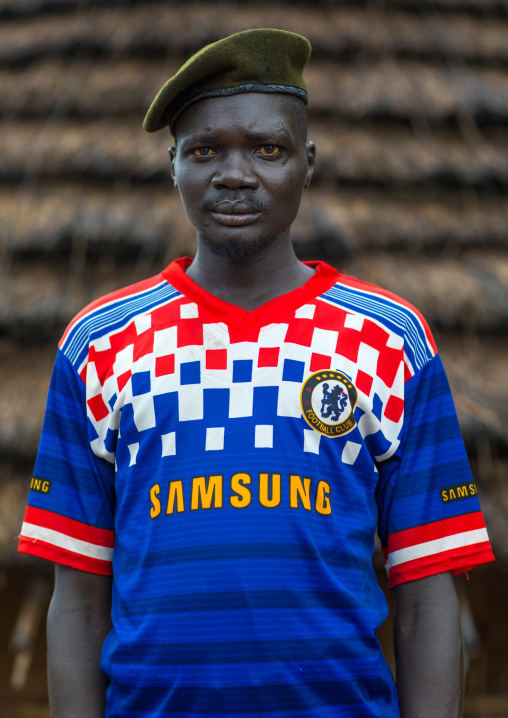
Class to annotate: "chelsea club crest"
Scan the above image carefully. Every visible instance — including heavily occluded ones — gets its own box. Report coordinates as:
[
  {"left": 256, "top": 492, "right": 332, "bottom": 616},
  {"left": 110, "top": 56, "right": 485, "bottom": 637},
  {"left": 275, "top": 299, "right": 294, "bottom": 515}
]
[{"left": 300, "top": 370, "right": 358, "bottom": 437}]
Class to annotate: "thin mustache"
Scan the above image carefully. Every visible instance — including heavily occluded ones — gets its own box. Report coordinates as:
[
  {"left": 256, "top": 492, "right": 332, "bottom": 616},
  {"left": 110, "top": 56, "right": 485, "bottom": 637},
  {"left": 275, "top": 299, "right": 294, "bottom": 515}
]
[{"left": 201, "top": 195, "right": 268, "bottom": 212}]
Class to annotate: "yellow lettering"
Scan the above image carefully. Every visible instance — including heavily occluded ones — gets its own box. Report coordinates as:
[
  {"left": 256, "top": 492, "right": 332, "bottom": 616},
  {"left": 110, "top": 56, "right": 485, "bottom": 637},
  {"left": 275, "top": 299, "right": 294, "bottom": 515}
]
[
  {"left": 191, "top": 475, "right": 223, "bottom": 510},
  {"left": 308, "top": 411, "right": 320, "bottom": 427},
  {"left": 30, "top": 477, "right": 52, "bottom": 494},
  {"left": 290, "top": 475, "right": 312, "bottom": 510},
  {"left": 166, "top": 480, "right": 185, "bottom": 514},
  {"left": 315, "top": 480, "right": 332, "bottom": 515},
  {"left": 457, "top": 486, "right": 467, "bottom": 498},
  {"left": 441, "top": 489, "right": 449, "bottom": 502},
  {"left": 149, "top": 484, "right": 161, "bottom": 518},
  {"left": 469, "top": 483, "right": 477, "bottom": 495},
  {"left": 449, "top": 489, "right": 456, "bottom": 500},
  {"left": 259, "top": 473, "right": 281, "bottom": 508},
  {"left": 230, "top": 473, "right": 252, "bottom": 508}
]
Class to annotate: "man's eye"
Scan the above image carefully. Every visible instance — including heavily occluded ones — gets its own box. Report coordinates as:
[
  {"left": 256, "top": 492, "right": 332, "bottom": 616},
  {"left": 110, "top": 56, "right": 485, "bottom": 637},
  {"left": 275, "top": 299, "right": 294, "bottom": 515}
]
[
  {"left": 192, "top": 148, "right": 215, "bottom": 156},
  {"left": 258, "top": 145, "right": 280, "bottom": 155}
]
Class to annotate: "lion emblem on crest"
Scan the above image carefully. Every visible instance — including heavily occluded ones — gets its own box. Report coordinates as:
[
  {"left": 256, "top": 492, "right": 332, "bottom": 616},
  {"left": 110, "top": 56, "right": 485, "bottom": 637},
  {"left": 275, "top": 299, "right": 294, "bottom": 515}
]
[
  {"left": 300, "top": 370, "right": 358, "bottom": 438},
  {"left": 320, "top": 383, "right": 348, "bottom": 422}
]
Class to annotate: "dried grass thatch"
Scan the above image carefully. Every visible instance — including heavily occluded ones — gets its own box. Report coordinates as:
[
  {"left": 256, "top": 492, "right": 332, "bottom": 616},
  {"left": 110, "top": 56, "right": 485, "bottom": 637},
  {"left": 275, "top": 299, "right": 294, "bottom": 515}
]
[
  {"left": 1, "top": 260, "right": 160, "bottom": 342},
  {"left": 3, "top": 58, "right": 508, "bottom": 124},
  {"left": 0, "top": 185, "right": 191, "bottom": 256},
  {"left": 0, "top": 466, "right": 32, "bottom": 568},
  {"left": 295, "top": 188, "right": 508, "bottom": 254},
  {"left": 0, "top": 341, "right": 54, "bottom": 459},
  {"left": 344, "top": 250, "right": 508, "bottom": 332},
  {"left": 1, "top": 4, "right": 508, "bottom": 66},
  {"left": 0, "top": 0, "right": 506, "bottom": 18},
  {"left": 437, "top": 334, "right": 508, "bottom": 451}
]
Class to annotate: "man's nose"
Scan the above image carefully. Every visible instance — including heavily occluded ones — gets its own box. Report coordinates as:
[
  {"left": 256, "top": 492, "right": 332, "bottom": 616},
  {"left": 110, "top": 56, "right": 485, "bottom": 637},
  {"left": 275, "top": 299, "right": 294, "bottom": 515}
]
[{"left": 211, "top": 153, "right": 259, "bottom": 190}]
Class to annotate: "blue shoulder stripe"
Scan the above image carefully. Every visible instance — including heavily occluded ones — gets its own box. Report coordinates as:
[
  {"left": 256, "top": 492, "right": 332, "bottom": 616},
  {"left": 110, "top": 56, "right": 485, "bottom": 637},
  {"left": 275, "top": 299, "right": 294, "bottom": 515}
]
[
  {"left": 61, "top": 281, "right": 182, "bottom": 370},
  {"left": 321, "top": 283, "right": 435, "bottom": 374}
]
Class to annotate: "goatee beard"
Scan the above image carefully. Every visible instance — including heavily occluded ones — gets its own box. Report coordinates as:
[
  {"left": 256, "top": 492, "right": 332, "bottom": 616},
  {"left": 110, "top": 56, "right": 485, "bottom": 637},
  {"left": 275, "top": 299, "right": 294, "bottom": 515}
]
[{"left": 199, "top": 231, "right": 276, "bottom": 260}]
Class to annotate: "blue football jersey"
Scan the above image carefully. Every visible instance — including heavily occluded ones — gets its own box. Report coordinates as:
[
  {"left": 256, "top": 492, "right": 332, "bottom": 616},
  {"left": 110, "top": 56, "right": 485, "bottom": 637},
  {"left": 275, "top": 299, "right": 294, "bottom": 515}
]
[{"left": 19, "top": 258, "right": 494, "bottom": 717}]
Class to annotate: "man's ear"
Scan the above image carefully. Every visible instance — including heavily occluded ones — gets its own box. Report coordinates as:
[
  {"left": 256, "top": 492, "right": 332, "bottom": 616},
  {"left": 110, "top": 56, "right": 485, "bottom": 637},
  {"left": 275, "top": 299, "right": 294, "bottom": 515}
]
[
  {"left": 168, "top": 146, "right": 178, "bottom": 190},
  {"left": 304, "top": 141, "right": 316, "bottom": 190}
]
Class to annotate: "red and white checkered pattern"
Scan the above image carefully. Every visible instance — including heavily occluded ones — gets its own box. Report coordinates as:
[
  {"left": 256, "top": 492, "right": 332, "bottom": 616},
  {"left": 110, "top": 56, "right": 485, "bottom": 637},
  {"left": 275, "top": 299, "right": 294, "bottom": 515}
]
[{"left": 83, "top": 289, "right": 408, "bottom": 465}]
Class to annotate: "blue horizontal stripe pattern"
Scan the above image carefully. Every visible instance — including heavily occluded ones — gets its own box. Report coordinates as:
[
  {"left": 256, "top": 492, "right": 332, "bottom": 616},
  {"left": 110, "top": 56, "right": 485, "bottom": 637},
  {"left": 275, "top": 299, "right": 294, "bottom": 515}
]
[
  {"left": 122, "top": 590, "right": 366, "bottom": 616},
  {"left": 29, "top": 351, "right": 115, "bottom": 529},
  {"left": 121, "top": 542, "right": 363, "bottom": 572},
  {"left": 111, "top": 680, "right": 389, "bottom": 715},
  {"left": 113, "top": 637, "right": 376, "bottom": 665},
  {"left": 377, "top": 354, "right": 480, "bottom": 543}
]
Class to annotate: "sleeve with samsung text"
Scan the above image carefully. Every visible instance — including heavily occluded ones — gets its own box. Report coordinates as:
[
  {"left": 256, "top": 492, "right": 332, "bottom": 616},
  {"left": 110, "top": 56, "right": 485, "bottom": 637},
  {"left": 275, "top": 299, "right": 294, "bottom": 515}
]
[
  {"left": 377, "top": 354, "right": 494, "bottom": 587},
  {"left": 18, "top": 349, "right": 115, "bottom": 575}
]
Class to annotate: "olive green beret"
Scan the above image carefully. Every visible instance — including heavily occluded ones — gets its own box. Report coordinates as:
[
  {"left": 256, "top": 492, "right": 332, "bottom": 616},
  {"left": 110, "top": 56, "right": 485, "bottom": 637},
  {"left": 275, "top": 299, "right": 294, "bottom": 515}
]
[{"left": 143, "top": 28, "right": 311, "bottom": 134}]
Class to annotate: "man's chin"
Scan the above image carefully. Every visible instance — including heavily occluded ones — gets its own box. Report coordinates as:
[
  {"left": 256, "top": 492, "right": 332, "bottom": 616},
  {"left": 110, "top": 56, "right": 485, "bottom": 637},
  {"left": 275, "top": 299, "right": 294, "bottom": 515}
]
[{"left": 199, "top": 231, "right": 276, "bottom": 260}]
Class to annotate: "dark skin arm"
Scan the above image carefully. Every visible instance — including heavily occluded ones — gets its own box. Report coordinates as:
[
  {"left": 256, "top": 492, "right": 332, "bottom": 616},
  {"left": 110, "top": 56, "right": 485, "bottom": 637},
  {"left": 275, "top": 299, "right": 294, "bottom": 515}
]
[
  {"left": 394, "top": 571, "right": 463, "bottom": 718},
  {"left": 47, "top": 563, "right": 112, "bottom": 718}
]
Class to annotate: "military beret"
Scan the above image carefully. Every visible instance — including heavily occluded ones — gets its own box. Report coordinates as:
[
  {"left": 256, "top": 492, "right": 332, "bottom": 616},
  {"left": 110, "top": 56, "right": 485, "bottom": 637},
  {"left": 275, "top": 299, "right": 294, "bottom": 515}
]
[{"left": 143, "top": 28, "right": 311, "bottom": 134}]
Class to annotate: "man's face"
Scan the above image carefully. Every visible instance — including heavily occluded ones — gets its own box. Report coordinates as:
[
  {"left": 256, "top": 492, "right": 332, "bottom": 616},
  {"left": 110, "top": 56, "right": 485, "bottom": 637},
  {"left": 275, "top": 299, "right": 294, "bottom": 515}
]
[{"left": 170, "top": 93, "right": 315, "bottom": 259}]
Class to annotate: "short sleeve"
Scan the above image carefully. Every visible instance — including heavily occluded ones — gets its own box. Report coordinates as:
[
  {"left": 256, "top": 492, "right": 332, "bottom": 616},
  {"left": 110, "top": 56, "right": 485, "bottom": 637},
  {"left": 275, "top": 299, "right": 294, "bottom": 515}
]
[
  {"left": 377, "top": 353, "right": 494, "bottom": 588},
  {"left": 17, "top": 349, "right": 115, "bottom": 575}
]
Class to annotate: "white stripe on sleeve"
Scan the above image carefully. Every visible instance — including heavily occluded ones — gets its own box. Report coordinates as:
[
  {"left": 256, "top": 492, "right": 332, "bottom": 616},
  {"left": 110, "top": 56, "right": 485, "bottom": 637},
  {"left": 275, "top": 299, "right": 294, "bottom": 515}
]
[
  {"left": 386, "top": 528, "right": 489, "bottom": 571},
  {"left": 20, "top": 522, "right": 114, "bottom": 563}
]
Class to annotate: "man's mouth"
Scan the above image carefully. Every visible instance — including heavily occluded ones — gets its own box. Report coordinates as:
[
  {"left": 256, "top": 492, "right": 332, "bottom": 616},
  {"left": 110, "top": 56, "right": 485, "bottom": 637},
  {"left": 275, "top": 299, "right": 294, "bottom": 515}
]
[{"left": 209, "top": 200, "right": 262, "bottom": 226}]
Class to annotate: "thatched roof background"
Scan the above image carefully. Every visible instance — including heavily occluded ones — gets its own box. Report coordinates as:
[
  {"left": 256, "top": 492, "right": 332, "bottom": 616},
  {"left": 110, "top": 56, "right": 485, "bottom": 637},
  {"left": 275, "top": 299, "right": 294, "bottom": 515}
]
[{"left": 2, "top": 0, "right": 508, "bottom": 569}]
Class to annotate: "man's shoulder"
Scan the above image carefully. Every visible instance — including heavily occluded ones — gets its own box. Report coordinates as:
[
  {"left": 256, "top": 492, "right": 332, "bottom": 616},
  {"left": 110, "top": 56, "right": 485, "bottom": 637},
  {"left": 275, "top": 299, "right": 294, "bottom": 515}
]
[
  {"left": 323, "top": 273, "right": 429, "bottom": 334},
  {"left": 324, "top": 273, "right": 423, "bottom": 322},
  {"left": 321, "top": 272, "right": 437, "bottom": 373},
  {"left": 58, "top": 271, "right": 182, "bottom": 371}
]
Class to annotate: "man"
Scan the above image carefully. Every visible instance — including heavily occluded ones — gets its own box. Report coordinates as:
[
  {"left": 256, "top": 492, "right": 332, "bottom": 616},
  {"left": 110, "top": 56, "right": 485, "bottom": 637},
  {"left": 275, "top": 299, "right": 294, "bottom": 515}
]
[{"left": 19, "top": 29, "right": 494, "bottom": 717}]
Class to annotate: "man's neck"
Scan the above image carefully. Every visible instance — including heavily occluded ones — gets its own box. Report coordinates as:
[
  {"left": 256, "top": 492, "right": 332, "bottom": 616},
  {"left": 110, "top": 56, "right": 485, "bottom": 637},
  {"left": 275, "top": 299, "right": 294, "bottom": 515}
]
[{"left": 185, "top": 234, "right": 314, "bottom": 311}]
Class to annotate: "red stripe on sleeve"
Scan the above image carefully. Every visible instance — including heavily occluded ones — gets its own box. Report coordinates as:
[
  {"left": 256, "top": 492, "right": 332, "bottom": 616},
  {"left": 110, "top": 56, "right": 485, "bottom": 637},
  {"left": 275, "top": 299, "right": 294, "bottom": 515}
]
[
  {"left": 23, "top": 506, "right": 115, "bottom": 548},
  {"left": 17, "top": 537, "right": 113, "bottom": 576},
  {"left": 386, "top": 512, "right": 486, "bottom": 554},
  {"left": 388, "top": 542, "right": 494, "bottom": 588}
]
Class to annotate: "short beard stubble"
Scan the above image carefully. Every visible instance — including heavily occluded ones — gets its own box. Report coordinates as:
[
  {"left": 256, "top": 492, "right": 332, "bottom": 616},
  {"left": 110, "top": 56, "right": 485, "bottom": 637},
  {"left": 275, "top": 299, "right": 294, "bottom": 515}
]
[{"left": 199, "top": 230, "right": 278, "bottom": 260}]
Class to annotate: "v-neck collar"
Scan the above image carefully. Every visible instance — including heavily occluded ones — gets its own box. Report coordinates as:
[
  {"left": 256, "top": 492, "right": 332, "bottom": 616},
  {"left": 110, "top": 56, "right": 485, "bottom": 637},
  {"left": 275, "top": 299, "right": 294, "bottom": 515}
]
[{"left": 162, "top": 257, "right": 339, "bottom": 335}]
